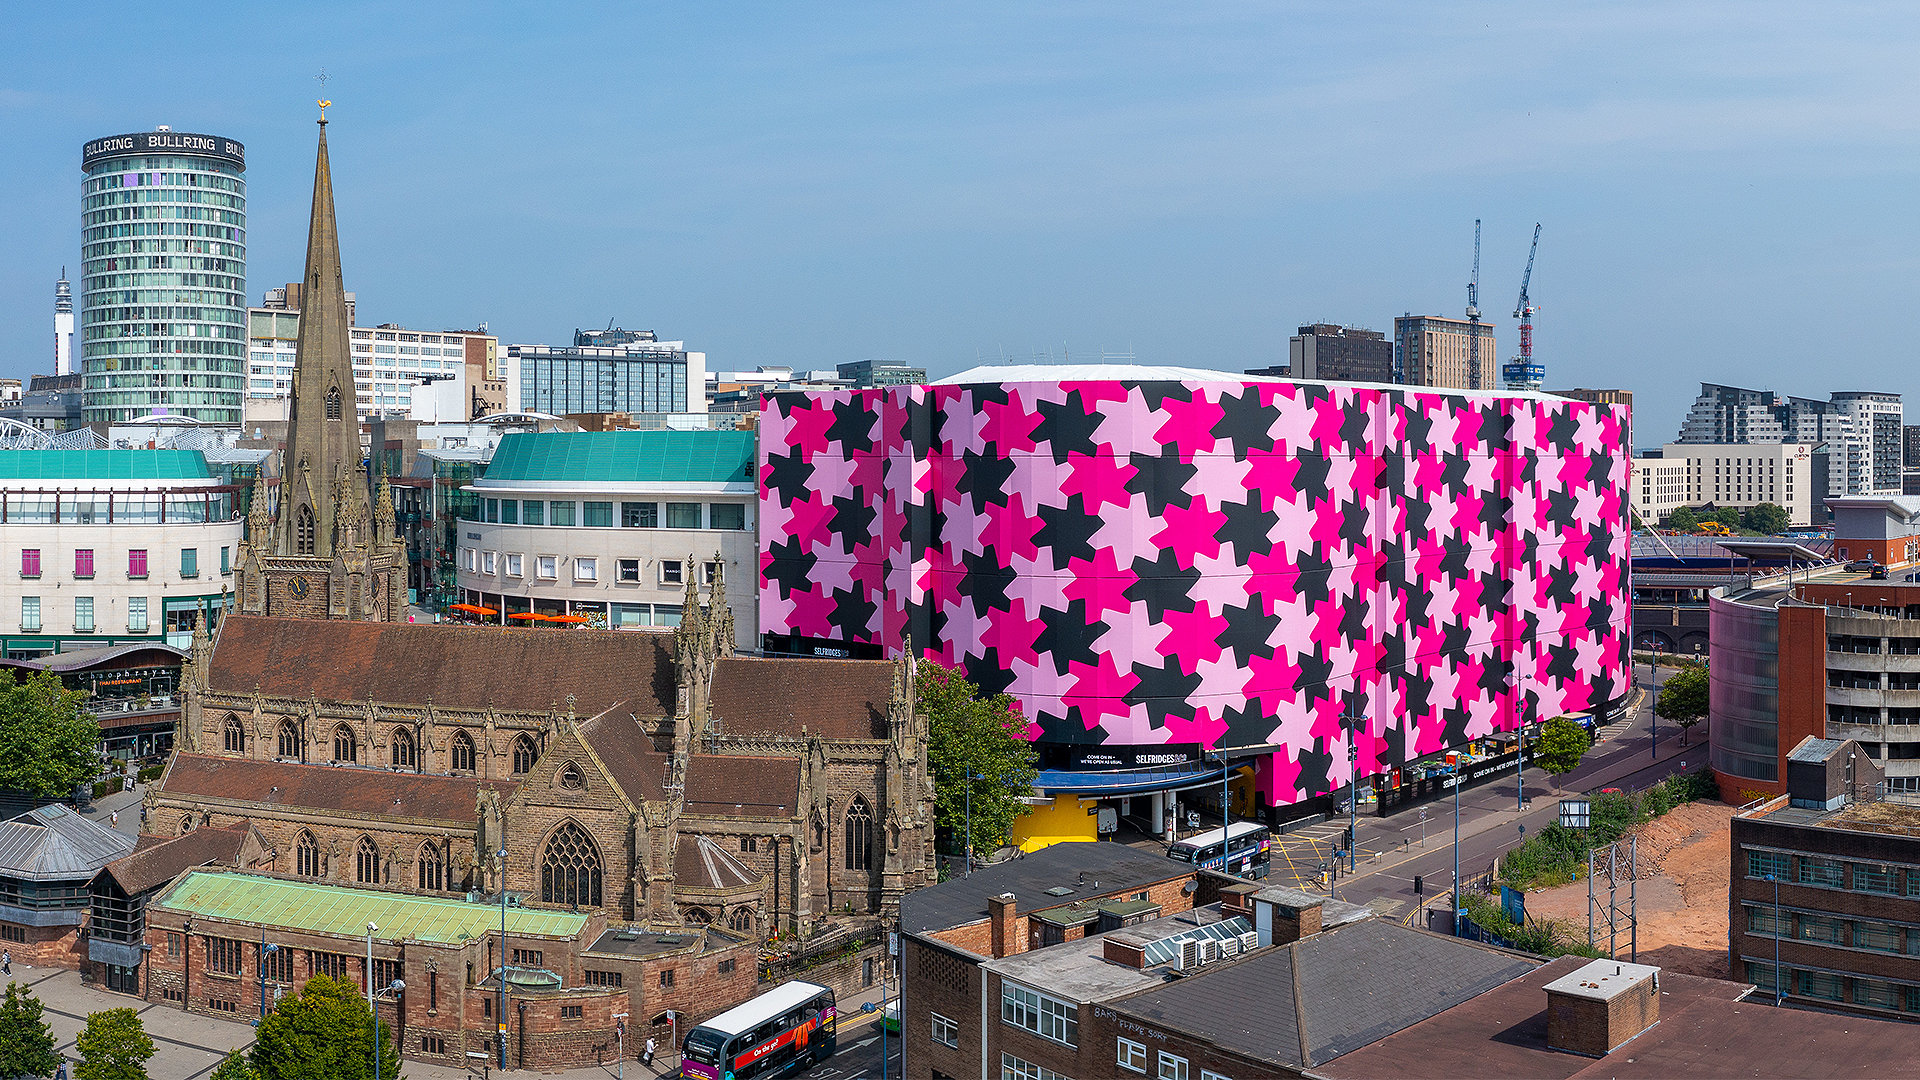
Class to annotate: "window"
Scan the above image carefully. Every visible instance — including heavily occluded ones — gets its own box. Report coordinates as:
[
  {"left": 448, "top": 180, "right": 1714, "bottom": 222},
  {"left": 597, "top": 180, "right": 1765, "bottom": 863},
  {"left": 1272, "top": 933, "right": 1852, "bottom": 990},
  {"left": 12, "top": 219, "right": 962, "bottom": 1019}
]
[
  {"left": 560, "top": 1005, "right": 583, "bottom": 1020},
  {"left": 1118, "top": 1038, "right": 1147, "bottom": 1072},
  {"left": 75, "top": 549, "right": 94, "bottom": 578},
  {"left": 1796, "top": 857, "right": 1845, "bottom": 889},
  {"left": 295, "top": 505, "right": 316, "bottom": 554},
  {"left": 741, "top": 837, "right": 758, "bottom": 853},
  {"left": 522, "top": 500, "right": 544, "bottom": 526},
  {"left": 262, "top": 944, "right": 292, "bottom": 984},
  {"left": 419, "top": 842, "right": 445, "bottom": 891},
  {"left": 356, "top": 837, "right": 382, "bottom": 884},
  {"left": 513, "top": 948, "right": 544, "bottom": 967},
  {"left": 223, "top": 716, "right": 245, "bottom": 753},
  {"left": 20, "top": 596, "right": 40, "bottom": 632},
  {"left": 931, "top": 1013, "right": 960, "bottom": 1048},
  {"left": 421, "top": 1035, "right": 447, "bottom": 1055},
  {"left": 1854, "top": 979, "right": 1900, "bottom": 1009},
  {"left": 1201, "top": 1072, "right": 1234, "bottom": 1080},
  {"left": 1796, "top": 914, "right": 1845, "bottom": 944},
  {"left": 574, "top": 557, "right": 597, "bottom": 582},
  {"left": 310, "top": 951, "right": 352, "bottom": 981},
  {"left": 622, "top": 502, "right": 657, "bottom": 528},
  {"left": 846, "top": 796, "right": 873, "bottom": 871},
  {"left": 1747, "top": 850, "right": 1788, "bottom": 880},
  {"left": 584, "top": 970, "right": 623, "bottom": 987},
  {"left": 486, "top": 499, "right": 499, "bottom": 523},
  {"left": 278, "top": 721, "right": 302, "bottom": 760},
  {"left": 0, "top": 925, "right": 24, "bottom": 943},
  {"left": 128, "top": 596, "right": 148, "bottom": 633},
  {"left": 1854, "top": 863, "right": 1898, "bottom": 895},
  {"left": 210, "top": 998, "right": 238, "bottom": 1013},
  {"left": 719, "top": 956, "right": 738, "bottom": 973},
  {"left": 220, "top": 546, "right": 230, "bottom": 575},
  {"left": 549, "top": 501, "right": 575, "bottom": 526},
  {"left": 537, "top": 556, "right": 558, "bottom": 580},
  {"left": 505, "top": 553, "right": 523, "bottom": 578},
  {"left": 559, "top": 763, "right": 585, "bottom": 790},
  {"left": 482, "top": 551, "right": 496, "bottom": 575},
  {"left": 619, "top": 559, "right": 641, "bottom": 583},
  {"left": 391, "top": 728, "right": 416, "bottom": 768},
  {"left": 326, "top": 386, "right": 343, "bottom": 420},
  {"left": 582, "top": 502, "right": 613, "bottom": 527},
  {"left": 128, "top": 549, "right": 148, "bottom": 578},
  {"left": 207, "top": 937, "right": 243, "bottom": 975},
  {"left": 1796, "top": 970, "right": 1844, "bottom": 1001},
  {"left": 1002, "top": 983, "right": 1077, "bottom": 1047},
  {"left": 540, "top": 821, "right": 604, "bottom": 907},
  {"left": 451, "top": 730, "right": 475, "bottom": 772},
  {"left": 1855, "top": 921, "right": 1903, "bottom": 952},
  {"left": 667, "top": 502, "right": 702, "bottom": 529},
  {"left": 1157, "top": 1052, "right": 1189, "bottom": 1080},
  {"left": 333, "top": 725, "right": 357, "bottom": 763},
  {"left": 1001, "top": 1054, "right": 1067, "bottom": 1080},
  {"left": 660, "top": 560, "right": 683, "bottom": 586},
  {"left": 659, "top": 969, "right": 676, "bottom": 988},
  {"left": 181, "top": 548, "right": 198, "bottom": 578},
  {"left": 21, "top": 549, "right": 39, "bottom": 578},
  {"left": 1745, "top": 961, "right": 1777, "bottom": 992},
  {"left": 513, "top": 734, "right": 538, "bottom": 775},
  {"left": 710, "top": 503, "right": 746, "bottom": 530},
  {"left": 464, "top": 547, "right": 478, "bottom": 572},
  {"left": 74, "top": 596, "right": 94, "bottom": 632},
  {"left": 500, "top": 500, "right": 518, "bottom": 525}
]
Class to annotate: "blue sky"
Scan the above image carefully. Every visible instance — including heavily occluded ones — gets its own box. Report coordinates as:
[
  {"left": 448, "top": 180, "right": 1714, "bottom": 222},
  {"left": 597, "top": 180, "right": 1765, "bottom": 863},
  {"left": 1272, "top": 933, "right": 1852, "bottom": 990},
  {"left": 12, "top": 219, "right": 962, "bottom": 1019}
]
[{"left": 3, "top": 2, "right": 1918, "bottom": 441}]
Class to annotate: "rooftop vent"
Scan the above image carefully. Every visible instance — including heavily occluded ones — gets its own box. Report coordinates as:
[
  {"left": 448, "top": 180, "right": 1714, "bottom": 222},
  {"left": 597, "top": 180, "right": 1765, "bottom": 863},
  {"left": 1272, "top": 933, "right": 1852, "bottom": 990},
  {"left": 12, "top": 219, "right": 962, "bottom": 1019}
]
[{"left": 1043, "top": 886, "right": 1076, "bottom": 897}]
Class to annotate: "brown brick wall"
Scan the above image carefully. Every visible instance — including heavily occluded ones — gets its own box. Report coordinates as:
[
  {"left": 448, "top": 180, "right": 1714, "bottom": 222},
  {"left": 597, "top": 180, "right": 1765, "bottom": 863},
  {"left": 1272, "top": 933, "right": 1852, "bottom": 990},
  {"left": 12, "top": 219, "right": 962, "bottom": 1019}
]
[
  {"left": 1086, "top": 1003, "right": 1298, "bottom": 1080},
  {"left": 928, "top": 872, "right": 1195, "bottom": 961},
  {"left": 0, "top": 921, "right": 81, "bottom": 970},
  {"left": 902, "top": 936, "right": 983, "bottom": 1080}
]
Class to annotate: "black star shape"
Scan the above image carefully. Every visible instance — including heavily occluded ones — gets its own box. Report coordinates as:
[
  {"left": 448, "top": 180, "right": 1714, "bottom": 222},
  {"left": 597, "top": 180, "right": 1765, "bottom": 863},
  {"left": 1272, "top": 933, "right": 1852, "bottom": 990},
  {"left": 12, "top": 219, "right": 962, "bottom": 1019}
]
[
  {"left": 1216, "top": 494, "right": 1278, "bottom": 565},
  {"left": 958, "top": 448, "right": 1018, "bottom": 517},
  {"left": 958, "top": 546, "right": 1018, "bottom": 618},
  {"left": 830, "top": 493, "right": 878, "bottom": 555},
  {"left": 828, "top": 583, "right": 878, "bottom": 640},
  {"left": 1127, "top": 448, "right": 1197, "bottom": 517},
  {"left": 1293, "top": 645, "right": 1336, "bottom": 700},
  {"left": 900, "top": 390, "right": 942, "bottom": 455},
  {"left": 900, "top": 499, "right": 937, "bottom": 562},
  {"left": 1288, "top": 449, "right": 1331, "bottom": 500},
  {"left": 1218, "top": 700, "right": 1272, "bottom": 748},
  {"left": 903, "top": 596, "right": 948, "bottom": 656},
  {"left": 1126, "top": 548, "right": 1200, "bottom": 622},
  {"left": 1127, "top": 654, "right": 1204, "bottom": 729},
  {"left": 762, "top": 451, "right": 816, "bottom": 509},
  {"left": 1035, "top": 393, "right": 1105, "bottom": 465},
  {"left": 1211, "top": 387, "right": 1278, "bottom": 459},
  {"left": 827, "top": 397, "right": 878, "bottom": 454},
  {"left": 760, "top": 536, "right": 818, "bottom": 600},
  {"left": 1138, "top": 381, "right": 1191, "bottom": 412},
  {"left": 1293, "top": 739, "right": 1334, "bottom": 801},
  {"left": 1217, "top": 597, "right": 1282, "bottom": 668},
  {"left": 1035, "top": 495, "right": 1102, "bottom": 571},
  {"left": 1034, "top": 599, "right": 1101, "bottom": 677},
  {"left": 964, "top": 647, "right": 1019, "bottom": 697}
]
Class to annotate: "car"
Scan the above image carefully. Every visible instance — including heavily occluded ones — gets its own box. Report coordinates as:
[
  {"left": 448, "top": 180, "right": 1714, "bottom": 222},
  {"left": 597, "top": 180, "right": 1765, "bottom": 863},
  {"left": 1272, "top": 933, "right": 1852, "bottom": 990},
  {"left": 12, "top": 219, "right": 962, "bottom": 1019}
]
[
  {"left": 1847, "top": 559, "right": 1879, "bottom": 572},
  {"left": 1871, "top": 566, "right": 1889, "bottom": 580}
]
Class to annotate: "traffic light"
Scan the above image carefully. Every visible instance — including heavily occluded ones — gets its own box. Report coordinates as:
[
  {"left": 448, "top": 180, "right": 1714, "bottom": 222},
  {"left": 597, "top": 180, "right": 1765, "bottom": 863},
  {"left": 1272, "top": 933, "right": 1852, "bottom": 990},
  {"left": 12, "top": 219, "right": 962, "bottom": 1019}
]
[
  {"left": 1413, "top": 875, "right": 1424, "bottom": 895},
  {"left": 1344, "top": 826, "right": 1355, "bottom": 850}
]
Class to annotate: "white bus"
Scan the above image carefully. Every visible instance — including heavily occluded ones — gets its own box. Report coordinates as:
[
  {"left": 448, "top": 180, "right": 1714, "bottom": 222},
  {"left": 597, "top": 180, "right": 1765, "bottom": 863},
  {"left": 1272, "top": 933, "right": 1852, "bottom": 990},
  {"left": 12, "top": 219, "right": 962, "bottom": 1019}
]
[
  {"left": 680, "top": 980, "right": 836, "bottom": 1080},
  {"left": 1167, "top": 820, "right": 1272, "bottom": 878}
]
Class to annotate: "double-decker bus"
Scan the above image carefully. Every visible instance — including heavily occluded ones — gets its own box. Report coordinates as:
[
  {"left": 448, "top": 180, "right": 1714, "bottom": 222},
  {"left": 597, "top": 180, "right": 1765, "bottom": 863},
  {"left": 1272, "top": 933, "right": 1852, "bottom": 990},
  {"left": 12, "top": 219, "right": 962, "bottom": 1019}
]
[
  {"left": 1166, "top": 820, "right": 1272, "bottom": 878},
  {"left": 681, "top": 980, "right": 836, "bottom": 1080}
]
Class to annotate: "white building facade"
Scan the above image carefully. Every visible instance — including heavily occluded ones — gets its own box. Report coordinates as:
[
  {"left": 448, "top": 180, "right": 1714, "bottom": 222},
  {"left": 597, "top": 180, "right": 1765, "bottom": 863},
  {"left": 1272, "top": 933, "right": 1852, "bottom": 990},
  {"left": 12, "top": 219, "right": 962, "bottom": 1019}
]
[
  {"left": 247, "top": 305, "right": 493, "bottom": 419},
  {"left": 0, "top": 449, "right": 241, "bottom": 658},
  {"left": 1633, "top": 442, "right": 1818, "bottom": 526},
  {"left": 1676, "top": 383, "right": 1903, "bottom": 500},
  {"left": 452, "top": 430, "right": 756, "bottom": 647}
]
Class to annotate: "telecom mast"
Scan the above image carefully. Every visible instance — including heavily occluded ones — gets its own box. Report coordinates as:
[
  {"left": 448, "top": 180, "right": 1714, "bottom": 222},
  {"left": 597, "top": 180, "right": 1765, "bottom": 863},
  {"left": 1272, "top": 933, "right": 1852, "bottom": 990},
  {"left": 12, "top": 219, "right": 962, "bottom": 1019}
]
[
  {"left": 1466, "top": 221, "right": 1482, "bottom": 390},
  {"left": 1504, "top": 223, "right": 1544, "bottom": 392}
]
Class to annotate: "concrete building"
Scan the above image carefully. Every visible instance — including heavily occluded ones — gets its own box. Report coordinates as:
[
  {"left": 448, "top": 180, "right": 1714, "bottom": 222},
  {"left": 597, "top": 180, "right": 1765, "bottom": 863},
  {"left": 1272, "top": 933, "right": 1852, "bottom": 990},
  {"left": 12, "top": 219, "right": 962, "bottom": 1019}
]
[
  {"left": 453, "top": 430, "right": 757, "bottom": 644},
  {"left": 79, "top": 128, "right": 247, "bottom": 424},
  {"left": 708, "top": 366, "right": 850, "bottom": 414},
  {"left": 511, "top": 327, "right": 706, "bottom": 417},
  {"left": 1677, "top": 383, "right": 1902, "bottom": 500},
  {"left": 0, "top": 448, "right": 241, "bottom": 659},
  {"left": 246, "top": 285, "right": 494, "bottom": 420},
  {"left": 1393, "top": 314, "right": 1496, "bottom": 390},
  {"left": 837, "top": 359, "right": 925, "bottom": 387},
  {"left": 1259, "top": 323, "right": 1395, "bottom": 383},
  {"left": 1552, "top": 388, "right": 1634, "bottom": 451},
  {"left": 53, "top": 271, "right": 74, "bottom": 376},
  {"left": 1731, "top": 736, "right": 1920, "bottom": 1022},
  {"left": 1630, "top": 443, "right": 1818, "bottom": 527}
]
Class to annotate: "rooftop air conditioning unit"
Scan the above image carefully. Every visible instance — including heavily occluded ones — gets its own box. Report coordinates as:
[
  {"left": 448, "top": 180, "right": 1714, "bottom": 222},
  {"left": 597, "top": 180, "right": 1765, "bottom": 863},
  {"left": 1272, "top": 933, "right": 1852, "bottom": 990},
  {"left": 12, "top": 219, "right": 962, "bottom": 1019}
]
[
  {"left": 1238, "top": 931, "right": 1259, "bottom": 953},
  {"left": 1219, "top": 937, "right": 1241, "bottom": 958},
  {"left": 1198, "top": 939, "right": 1220, "bottom": 965},
  {"left": 1178, "top": 939, "right": 1199, "bottom": 970}
]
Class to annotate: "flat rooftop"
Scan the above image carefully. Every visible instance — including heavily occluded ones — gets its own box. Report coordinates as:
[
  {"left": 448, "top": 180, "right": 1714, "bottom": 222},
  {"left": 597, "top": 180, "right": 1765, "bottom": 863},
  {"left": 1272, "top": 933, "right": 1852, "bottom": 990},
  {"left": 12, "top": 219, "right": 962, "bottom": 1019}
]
[
  {"left": 1749, "top": 795, "right": 1920, "bottom": 839},
  {"left": 585, "top": 925, "right": 738, "bottom": 959},
  {"left": 900, "top": 841, "right": 1191, "bottom": 937}
]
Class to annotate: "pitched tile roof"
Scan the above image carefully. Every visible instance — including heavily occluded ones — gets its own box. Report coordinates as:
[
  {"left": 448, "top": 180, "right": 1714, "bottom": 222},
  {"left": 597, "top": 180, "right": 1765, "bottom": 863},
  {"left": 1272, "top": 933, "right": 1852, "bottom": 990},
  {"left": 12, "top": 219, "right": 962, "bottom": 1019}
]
[
  {"left": 207, "top": 615, "right": 678, "bottom": 717},
  {"left": 579, "top": 713, "right": 667, "bottom": 803},
  {"left": 159, "top": 754, "right": 514, "bottom": 825},
  {"left": 684, "top": 757, "right": 800, "bottom": 818},
  {"left": 709, "top": 657, "right": 895, "bottom": 740},
  {"left": 0, "top": 804, "right": 136, "bottom": 881},
  {"left": 673, "top": 835, "right": 759, "bottom": 890},
  {"left": 99, "top": 824, "right": 254, "bottom": 896}
]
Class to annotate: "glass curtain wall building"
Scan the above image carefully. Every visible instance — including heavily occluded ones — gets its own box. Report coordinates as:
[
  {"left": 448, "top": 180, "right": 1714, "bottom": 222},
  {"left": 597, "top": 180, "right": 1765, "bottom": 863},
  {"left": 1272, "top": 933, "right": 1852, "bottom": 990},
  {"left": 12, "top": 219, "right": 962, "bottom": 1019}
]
[
  {"left": 511, "top": 335, "right": 706, "bottom": 415},
  {"left": 80, "top": 128, "right": 247, "bottom": 424}
]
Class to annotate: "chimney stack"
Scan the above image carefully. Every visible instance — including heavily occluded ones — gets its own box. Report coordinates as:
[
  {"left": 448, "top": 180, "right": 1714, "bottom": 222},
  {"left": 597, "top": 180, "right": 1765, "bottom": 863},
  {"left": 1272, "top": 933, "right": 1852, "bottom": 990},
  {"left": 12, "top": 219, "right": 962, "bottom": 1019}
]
[
  {"left": 1544, "top": 960, "right": 1661, "bottom": 1057},
  {"left": 989, "top": 893, "right": 1017, "bottom": 959}
]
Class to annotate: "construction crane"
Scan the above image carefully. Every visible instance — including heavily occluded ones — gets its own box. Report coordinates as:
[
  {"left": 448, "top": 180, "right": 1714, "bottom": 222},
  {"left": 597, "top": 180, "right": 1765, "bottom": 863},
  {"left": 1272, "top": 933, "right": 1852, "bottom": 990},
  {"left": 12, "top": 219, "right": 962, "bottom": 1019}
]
[
  {"left": 1466, "top": 220, "right": 1482, "bottom": 390},
  {"left": 1504, "top": 223, "right": 1544, "bottom": 392}
]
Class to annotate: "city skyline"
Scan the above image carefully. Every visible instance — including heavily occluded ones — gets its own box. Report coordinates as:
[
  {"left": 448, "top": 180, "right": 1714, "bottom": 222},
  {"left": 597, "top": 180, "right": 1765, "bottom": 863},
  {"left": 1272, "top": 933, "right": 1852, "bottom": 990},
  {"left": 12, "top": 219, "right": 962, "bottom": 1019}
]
[{"left": 4, "top": 3, "right": 1920, "bottom": 439}]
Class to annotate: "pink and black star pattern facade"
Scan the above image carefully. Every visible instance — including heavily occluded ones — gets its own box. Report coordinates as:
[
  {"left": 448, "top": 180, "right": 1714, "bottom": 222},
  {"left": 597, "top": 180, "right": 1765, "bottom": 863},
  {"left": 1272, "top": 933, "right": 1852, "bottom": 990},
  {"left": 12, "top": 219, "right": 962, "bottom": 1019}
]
[{"left": 758, "top": 377, "right": 1630, "bottom": 810}]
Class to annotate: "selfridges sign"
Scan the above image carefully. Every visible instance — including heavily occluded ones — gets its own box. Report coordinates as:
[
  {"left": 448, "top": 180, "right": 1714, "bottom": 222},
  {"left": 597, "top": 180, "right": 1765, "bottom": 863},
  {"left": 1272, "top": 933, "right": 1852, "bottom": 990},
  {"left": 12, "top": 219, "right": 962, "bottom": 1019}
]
[{"left": 84, "top": 132, "right": 246, "bottom": 171}]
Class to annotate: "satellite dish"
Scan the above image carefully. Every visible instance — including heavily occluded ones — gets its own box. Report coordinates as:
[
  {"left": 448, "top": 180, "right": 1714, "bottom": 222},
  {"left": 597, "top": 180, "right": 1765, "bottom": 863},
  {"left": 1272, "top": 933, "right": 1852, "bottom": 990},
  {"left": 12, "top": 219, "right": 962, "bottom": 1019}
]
[{"left": 1181, "top": 880, "right": 1199, "bottom": 895}]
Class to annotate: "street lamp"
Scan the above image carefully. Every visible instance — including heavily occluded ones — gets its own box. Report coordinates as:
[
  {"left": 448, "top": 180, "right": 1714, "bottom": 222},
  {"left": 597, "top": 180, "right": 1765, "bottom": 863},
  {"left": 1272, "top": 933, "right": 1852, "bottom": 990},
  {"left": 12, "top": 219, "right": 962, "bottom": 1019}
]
[
  {"left": 613, "top": 1012, "right": 628, "bottom": 1080},
  {"left": 1764, "top": 873, "right": 1783, "bottom": 1005},
  {"left": 1451, "top": 759, "right": 1463, "bottom": 936},
  {"left": 962, "top": 772, "right": 986, "bottom": 877},
  {"left": 497, "top": 847, "right": 510, "bottom": 1069},
  {"left": 372, "top": 978, "right": 403, "bottom": 1080},
  {"left": 258, "top": 931, "right": 278, "bottom": 1020},
  {"left": 364, "top": 922, "right": 377, "bottom": 1010}
]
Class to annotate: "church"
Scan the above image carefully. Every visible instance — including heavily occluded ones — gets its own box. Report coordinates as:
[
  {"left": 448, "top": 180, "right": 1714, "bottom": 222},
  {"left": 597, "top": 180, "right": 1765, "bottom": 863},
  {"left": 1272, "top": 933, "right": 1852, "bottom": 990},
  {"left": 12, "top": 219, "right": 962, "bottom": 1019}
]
[{"left": 230, "top": 103, "right": 405, "bottom": 621}]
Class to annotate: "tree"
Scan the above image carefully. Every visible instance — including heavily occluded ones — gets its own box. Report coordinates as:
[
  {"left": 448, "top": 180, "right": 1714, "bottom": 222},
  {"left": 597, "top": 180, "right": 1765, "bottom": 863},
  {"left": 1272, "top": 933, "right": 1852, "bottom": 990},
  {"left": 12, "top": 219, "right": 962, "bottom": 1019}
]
[
  {"left": 1534, "top": 717, "right": 1593, "bottom": 777},
  {"left": 1664, "top": 506, "right": 1700, "bottom": 532},
  {"left": 210, "top": 1051, "right": 260, "bottom": 1080},
  {"left": 1710, "top": 506, "right": 1745, "bottom": 529},
  {"left": 1743, "top": 502, "right": 1788, "bottom": 535},
  {"left": 250, "top": 975, "right": 400, "bottom": 1080},
  {"left": 919, "top": 659, "right": 1040, "bottom": 858},
  {"left": 0, "top": 669, "right": 99, "bottom": 799},
  {"left": 0, "top": 983, "right": 60, "bottom": 1079},
  {"left": 1657, "top": 665, "right": 1710, "bottom": 746},
  {"left": 75, "top": 1007, "right": 156, "bottom": 1080}
]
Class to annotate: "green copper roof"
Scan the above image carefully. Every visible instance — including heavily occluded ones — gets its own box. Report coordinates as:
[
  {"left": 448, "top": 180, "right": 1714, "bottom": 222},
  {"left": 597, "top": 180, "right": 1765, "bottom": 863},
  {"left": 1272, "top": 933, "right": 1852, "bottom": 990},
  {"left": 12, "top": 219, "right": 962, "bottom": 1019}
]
[
  {"left": 483, "top": 430, "right": 755, "bottom": 485},
  {"left": 0, "top": 449, "right": 213, "bottom": 480},
  {"left": 157, "top": 871, "right": 589, "bottom": 944}
]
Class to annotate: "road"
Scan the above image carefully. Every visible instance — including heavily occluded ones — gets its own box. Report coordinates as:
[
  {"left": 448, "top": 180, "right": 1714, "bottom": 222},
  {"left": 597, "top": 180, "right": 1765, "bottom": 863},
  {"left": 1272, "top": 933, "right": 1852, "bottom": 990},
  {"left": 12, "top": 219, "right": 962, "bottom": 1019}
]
[{"left": 805, "top": 1013, "right": 900, "bottom": 1080}]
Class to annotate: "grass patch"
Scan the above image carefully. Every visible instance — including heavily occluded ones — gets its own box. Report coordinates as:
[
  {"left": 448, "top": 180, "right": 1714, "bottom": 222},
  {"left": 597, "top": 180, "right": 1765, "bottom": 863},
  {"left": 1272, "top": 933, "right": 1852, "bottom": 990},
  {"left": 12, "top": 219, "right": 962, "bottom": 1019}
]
[{"left": 1495, "top": 769, "right": 1718, "bottom": 892}]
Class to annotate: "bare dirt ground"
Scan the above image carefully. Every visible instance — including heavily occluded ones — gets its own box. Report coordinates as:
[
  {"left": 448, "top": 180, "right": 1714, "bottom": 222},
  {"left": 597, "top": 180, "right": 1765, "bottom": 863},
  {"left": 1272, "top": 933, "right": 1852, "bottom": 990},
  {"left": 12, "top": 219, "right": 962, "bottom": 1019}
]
[{"left": 1522, "top": 800, "right": 1736, "bottom": 978}]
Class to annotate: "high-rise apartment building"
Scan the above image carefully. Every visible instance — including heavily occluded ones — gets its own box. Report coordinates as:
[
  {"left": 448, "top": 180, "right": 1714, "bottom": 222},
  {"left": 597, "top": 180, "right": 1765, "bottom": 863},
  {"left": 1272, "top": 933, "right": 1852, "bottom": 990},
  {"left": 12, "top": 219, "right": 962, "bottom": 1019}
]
[
  {"left": 1393, "top": 315, "right": 1496, "bottom": 390},
  {"left": 837, "top": 359, "right": 925, "bottom": 387},
  {"left": 1632, "top": 443, "right": 1817, "bottom": 526},
  {"left": 53, "top": 271, "right": 75, "bottom": 376},
  {"left": 79, "top": 128, "right": 247, "bottom": 424},
  {"left": 1677, "top": 383, "right": 1903, "bottom": 500},
  {"left": 244, "top": 285, "right": 493, "bottom": 418},
  {"left": 1259, "top": 323, "right": 1394, "bottom": 383},
  {"left": 510, "top": 328, "right": 707, "bottom": 416}
]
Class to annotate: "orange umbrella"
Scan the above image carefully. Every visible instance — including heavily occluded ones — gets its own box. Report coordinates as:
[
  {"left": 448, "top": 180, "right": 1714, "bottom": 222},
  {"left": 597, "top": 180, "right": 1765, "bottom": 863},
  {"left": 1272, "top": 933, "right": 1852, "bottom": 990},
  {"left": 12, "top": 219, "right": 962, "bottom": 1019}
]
[
  {"left": 448, "top": 603, "right": 483, "bottom": 614},
  {"left": 507, "top": 611, "right": 545, "bottom": 621},
  {"left": 549, "top": 614, "right": 590, "bottom": 624}
]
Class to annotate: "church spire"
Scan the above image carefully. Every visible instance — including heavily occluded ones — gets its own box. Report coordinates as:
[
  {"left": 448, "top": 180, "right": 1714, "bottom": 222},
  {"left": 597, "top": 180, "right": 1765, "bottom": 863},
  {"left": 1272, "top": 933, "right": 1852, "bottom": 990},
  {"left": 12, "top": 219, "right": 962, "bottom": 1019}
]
[{"left": 273, "top": 114, "right": 366, "bottom": 560}]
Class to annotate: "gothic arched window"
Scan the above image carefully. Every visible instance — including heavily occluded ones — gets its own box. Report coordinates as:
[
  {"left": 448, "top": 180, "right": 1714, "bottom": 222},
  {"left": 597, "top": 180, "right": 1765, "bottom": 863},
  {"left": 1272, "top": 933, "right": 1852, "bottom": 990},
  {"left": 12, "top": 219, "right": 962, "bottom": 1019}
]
[
  {"left": 356, "top": 836, "right": 381, "bottom": 884},
  {"left": 845, "top": 796, "right": 873, "bottom": 872},
  {"left": 277, "top": 720, "right": 302, "bottom": 760},
  {"left": 511, "top": 733, "right": 538, "bottom": 776},
  {"left": 295, "top": 831, "right": 321, "bottom": 877},
  {"left": 729, "top": 908, "right": 756, "bottom": 933},
  {"left": 685, "top": 907, "right": 711, "bottom": 924},
  {"left": 326, "top": 386, "right": 343, "bottom": 421},
  {"left": 222, "top": 715, "right": 244, "bottom": 753},
  {"left": 333, "top": 724, "right": 357, "bottom": 764},
  {"left": 558, "top": 762, "right": 585, "bottom": 790},
  {"left": 450, "top": 730, "right": 475, "bottom": 773},
  {"left": 539, "top": 821, "right": 603, "bottom": 907},
  {"left": 294, "top": 505, "right": 316, "bottom": 555},
  {"left": 419, "top": 841, "right": 445, "bottom": 892},
  {"left": 391, "top": 728, "right": 416, "bottom": 769}
]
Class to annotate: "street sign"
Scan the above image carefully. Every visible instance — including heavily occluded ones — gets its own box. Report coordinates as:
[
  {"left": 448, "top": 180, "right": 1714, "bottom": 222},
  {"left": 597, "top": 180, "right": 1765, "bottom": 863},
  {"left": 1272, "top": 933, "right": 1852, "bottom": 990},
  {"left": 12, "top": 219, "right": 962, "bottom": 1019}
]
[{"left": 1559, "top": 798, "right": 1591, "bottom": 829}]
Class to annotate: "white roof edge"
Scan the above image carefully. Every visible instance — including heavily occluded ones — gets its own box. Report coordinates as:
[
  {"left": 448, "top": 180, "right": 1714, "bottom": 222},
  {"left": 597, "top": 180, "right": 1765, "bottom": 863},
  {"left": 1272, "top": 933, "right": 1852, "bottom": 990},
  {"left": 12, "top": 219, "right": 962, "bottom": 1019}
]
[{"left": 930, "top": 364, "right": 1590, "bottom": 403}]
